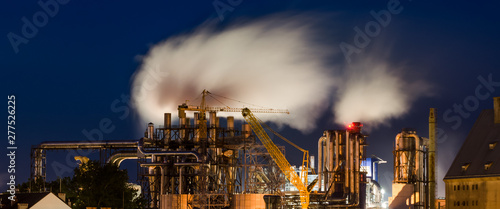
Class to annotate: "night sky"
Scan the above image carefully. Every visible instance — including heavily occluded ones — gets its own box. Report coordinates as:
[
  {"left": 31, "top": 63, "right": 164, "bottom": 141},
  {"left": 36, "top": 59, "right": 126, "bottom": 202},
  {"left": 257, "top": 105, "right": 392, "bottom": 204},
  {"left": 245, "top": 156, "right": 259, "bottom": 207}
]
[{"left": 2, "top": 0, "right": 500, "bottom": 200}]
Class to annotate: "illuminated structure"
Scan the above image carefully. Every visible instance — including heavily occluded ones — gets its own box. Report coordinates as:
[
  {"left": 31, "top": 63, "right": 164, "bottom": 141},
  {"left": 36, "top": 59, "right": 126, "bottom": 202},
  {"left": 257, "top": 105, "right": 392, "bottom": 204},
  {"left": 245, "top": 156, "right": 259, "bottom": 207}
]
[
  {"left": 389, "top": 128, "right": 429, "bottom": 209},
  {"left": 31, "top": 91, "right": 372, "bottom": 208},
  {"left": 444, "top": 97, "right": 500, "bottom": 209}
]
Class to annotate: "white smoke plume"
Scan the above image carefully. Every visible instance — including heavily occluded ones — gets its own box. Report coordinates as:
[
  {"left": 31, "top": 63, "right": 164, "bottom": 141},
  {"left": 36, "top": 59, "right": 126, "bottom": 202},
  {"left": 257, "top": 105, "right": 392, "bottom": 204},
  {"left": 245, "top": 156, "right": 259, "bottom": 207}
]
[
  {"left": 131, "top": 14, "right": 430, "bottom": 132},
  {"left": 333, "top": 59, "right": 431, "bottom": 128},
  {"left": 131, "top": 15, "right": 336, "bottom": 132}
]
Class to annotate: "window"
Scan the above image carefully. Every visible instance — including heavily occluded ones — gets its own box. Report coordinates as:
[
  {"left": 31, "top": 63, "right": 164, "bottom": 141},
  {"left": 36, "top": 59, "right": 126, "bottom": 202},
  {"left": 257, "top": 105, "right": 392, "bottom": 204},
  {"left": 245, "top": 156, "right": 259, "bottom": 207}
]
[
  {"left": 467, "top": 185, "right": 469, "bottom": 190},
  {"left": 489, "top": 142, "right": 497, "bottom": 150},
  {"left": 476, "top": 200, "right": 478, "bottom": 205},
  {"left": 462, "top": 163, "right": 470, "bottom": 172},
  {"left": 485, "top": 162, "right": 493, "bottom": 171},
  {"left": 454, "top": 185, "right": 456, "bottom": 190},
  {"left": 458, "top": 185, "right": 460, "bottom": 190},
  {"left": 463, "top": 201, "right": 465, "bottom": 206}
]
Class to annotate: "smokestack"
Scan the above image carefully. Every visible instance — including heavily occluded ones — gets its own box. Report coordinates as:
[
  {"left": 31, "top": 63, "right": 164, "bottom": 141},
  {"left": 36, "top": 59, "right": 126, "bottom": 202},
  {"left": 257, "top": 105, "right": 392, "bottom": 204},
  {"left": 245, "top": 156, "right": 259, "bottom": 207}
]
[
  {"left": 227, "top": 116, "right": 234, "bottom": 137},
  {"left": 494, "top": 97, "right": 500, "bottom": 124},
  {"left": 242, "top": 124, "right": 251, "bottom": 138},
  {"left": 147, "top": 122, "right": 154, "bottom": 139},
  {"left": 310, "top": 155, "right": 315, "bottom": 170},
  {"left": 429, "top": 108, "right": 436, "bottom": 209},
  {"left": 164, "top": 113, "right": 171, "bottom": 143}
]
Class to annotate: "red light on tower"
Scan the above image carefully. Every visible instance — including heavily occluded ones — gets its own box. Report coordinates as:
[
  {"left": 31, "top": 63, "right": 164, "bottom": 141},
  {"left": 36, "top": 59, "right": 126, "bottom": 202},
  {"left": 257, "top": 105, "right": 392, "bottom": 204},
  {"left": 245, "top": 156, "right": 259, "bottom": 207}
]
[{"left": 347, "top": 122, "right": 362, "bottom": 133}]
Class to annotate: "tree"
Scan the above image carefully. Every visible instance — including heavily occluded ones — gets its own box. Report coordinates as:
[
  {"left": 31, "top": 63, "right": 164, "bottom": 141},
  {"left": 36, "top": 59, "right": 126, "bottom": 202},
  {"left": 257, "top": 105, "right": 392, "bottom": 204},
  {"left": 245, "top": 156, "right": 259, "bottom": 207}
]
[
  {"left": 17, "top": 161, "right": 147, "bottom": 209},
  {"left": 68, "top": 160, "right": 147, "bottom": 209}
]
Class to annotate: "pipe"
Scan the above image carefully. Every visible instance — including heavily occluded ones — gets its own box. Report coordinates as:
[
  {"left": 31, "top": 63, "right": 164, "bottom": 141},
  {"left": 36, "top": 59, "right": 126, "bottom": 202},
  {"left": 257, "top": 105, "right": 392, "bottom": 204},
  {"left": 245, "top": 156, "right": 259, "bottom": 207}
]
[
  {"left": 429, "top": 108, "right": 436, "bottom": 209},
  {"left": 179, "top": 117, "right": 186, "bottom": 142},
  {"left": 345, "top": 130, "right": 349, "bottom": 194},
  {"left": 328, "top": 131, "right": 334, "bottom": 188},
  {"left": 349, "top": 131, "right": 354, "bottom": 195},
  {"left": 147, "top": 123, "right": 155, "bottom": 139},
  {"left": 106, "top": 151, "right": 149, "bottom": 166},
  {"left": 227, "top": 116, "right": 234, "bottom": 137},
  {"left": 138, "top": 138, "right": 201, "bottom": 162},
  {"left": 164, "top": 113, "right": 171, "bottom": 143},
  {"left": 36, "top": 140, "right": 138, "bottom": 149},
  {"left": 318, "top": 136, "right": 326, "bottom": 192},
  {"left": 354, "top": 134, "right": 360, "bottom": 201}
]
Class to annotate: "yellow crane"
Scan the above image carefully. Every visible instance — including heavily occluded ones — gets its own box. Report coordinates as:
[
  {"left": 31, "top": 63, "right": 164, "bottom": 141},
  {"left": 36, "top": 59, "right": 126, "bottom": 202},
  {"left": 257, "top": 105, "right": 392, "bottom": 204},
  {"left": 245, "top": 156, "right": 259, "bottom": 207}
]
[
  {"left": 178, "top": 90, "right": 289, "bottom": 139},
  {"left": 242, "top": 108, "right": 312, "bottom": 209}
]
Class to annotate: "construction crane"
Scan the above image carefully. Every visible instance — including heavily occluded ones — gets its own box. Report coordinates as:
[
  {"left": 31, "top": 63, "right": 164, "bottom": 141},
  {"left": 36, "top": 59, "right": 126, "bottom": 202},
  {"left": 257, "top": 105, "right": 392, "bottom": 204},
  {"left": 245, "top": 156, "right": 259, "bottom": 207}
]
[
  {"left": 178, "top": 90, "right": 290, "bottom": 139},
  {"left": 242, "top": 108, "right": 312, "bottom": 209}
]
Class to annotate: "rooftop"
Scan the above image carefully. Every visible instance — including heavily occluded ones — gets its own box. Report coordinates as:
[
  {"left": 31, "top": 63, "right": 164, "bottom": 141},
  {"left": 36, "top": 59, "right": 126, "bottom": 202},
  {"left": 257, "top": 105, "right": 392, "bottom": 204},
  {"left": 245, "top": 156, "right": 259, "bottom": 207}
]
[{"left": 444, "top": 109, "right": 500, "bottom": 179}]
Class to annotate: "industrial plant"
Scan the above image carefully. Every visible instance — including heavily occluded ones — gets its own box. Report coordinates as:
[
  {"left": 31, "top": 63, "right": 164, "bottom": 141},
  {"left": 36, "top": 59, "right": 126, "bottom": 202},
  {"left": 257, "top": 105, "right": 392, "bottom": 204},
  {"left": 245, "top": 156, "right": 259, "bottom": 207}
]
[{"left": 27, "top": 91, "right": 448, "bottom": 209}]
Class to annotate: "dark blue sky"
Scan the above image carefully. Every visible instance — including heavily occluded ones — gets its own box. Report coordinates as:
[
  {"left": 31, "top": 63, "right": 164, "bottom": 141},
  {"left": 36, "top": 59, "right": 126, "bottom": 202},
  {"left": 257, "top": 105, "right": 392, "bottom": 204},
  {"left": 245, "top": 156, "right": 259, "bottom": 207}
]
[{"left": 2, "top": 0, "right": 500, "bottom": 198}]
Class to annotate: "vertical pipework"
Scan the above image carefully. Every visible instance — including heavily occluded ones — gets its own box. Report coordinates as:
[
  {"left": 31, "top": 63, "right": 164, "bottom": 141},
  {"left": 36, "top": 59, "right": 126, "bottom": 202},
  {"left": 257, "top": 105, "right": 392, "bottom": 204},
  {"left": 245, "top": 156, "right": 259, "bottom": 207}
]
[
  {"left": 328, "top": 131, "right": 334, "bottom": 188},
  {"left": 495, "top": 97, "right": 500, "bottom": 124},
  {"left": 335, "top": 131, "right": 339, "bottom": 175},
  {"left": 318, "top": 136, "right": 325, "bottom": 192},
  {"left": 164, "top": 113, "right": 171, "bottom": 144},
  {"left": 242, "top": 124, "right": 251, "bottom": 138},
  {"left": 345, "top": 130, "right": 350, "bottom": 194},
  {"left": 333, "top": 131, "right": 339, "bottom": 195},
  {"left": 429, "top": 108, "right": 436, "bottom": 209},
  {"left": 179, "top": 117, "right": 186, "bottom": 143},
  {"left": 354, "top": 134, "right": 360, "bottom": 200},
  {"left": 148, "top": 123, "right": 154, "bottom": 139},
  {"left": 227, "top": 116, "right": 234, "bottom": 137},
  {"left": 310, "top": 156, "right": 315, "bottom": 171},
  {"left": 349, "top": 131, "right": 354, "bottom": 195},
  {"left": 209, "top": 112, "right": 217, "bottom": 143},
  {"left": 194, "top": 112, "right": 200, "bottom": 144}
]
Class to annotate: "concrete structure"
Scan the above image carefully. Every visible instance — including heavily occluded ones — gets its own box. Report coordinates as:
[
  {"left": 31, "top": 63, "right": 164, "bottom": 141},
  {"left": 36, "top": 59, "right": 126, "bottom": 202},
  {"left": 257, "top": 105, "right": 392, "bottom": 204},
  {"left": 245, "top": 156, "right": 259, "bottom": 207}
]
[
  {"left": 0, "top": 192, "right": 70, "bottom": 209},
  {"left": 389, "top": 128, "right": 430, "bottom": 209},
  {"left": 444, "top": 97, "right": 500, "bottom": 209}
]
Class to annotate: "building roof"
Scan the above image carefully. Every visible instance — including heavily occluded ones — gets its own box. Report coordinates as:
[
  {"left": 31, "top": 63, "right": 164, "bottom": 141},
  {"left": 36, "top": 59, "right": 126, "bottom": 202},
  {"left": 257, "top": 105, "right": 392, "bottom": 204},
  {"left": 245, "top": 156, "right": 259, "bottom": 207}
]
[
  {"left": 444, "top": 109, "right": 500, "bottom": 179},
  {"left": 0, "top": 192, "right": 70, "bottom": 209}
]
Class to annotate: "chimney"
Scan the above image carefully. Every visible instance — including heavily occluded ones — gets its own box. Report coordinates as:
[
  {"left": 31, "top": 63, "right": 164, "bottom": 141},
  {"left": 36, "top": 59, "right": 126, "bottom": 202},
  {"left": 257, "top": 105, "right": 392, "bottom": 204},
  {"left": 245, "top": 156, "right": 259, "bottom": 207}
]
[
  {"left": 18, "top": 203, "right": 28, "bottom": 209},
  {"left": 494, "top": 97, "right": 500, "bottom": 124},
  {"left": 58, "top": 193, "right": 67, "bottom": 203}
]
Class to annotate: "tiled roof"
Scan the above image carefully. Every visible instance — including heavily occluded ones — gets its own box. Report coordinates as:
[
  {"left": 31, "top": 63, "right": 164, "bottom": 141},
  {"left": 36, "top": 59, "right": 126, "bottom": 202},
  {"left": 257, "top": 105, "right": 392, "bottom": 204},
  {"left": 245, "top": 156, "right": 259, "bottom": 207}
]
[{"left": 444, "top": 109, "right": 500, "bottom": 179}]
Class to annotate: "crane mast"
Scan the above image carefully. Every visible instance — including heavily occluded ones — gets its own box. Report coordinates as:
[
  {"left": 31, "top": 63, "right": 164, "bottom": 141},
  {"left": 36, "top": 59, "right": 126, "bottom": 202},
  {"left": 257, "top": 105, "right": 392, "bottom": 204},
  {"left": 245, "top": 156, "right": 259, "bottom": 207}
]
[{"left": 242, "top": 108, "right": 310, "bottom": 209}]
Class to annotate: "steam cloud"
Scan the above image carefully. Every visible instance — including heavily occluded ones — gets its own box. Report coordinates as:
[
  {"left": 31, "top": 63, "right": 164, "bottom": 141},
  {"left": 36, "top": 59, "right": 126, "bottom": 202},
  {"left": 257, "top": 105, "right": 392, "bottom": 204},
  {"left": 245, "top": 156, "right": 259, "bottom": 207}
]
[{"left": 131, "top": 14, "right": 429, "bottom": 132}]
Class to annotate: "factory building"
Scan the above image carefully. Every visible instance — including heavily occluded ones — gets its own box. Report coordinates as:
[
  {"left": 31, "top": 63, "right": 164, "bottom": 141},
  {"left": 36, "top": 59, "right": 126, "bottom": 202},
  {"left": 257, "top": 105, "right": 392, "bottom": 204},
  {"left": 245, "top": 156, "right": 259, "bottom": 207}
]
[
  {"left": 30, "top": 91, "right": 372, "bottom": 208},
  {"left": 389, "top": 109, "right": 437, "bottom": 209},
  {"left": 444, "top": 97, "right": 500, "bottom": 209},
  {"left": 362, "top": 156, "right": 386, "bottom": 209}
]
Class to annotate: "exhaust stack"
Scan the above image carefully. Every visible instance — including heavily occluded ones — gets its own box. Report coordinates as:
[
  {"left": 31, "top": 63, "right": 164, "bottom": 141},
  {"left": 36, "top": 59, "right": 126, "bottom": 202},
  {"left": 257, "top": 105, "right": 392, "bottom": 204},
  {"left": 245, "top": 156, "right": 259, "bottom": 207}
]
[{"left": 429, "top": 108, "right": 436, "bottom": 209}]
